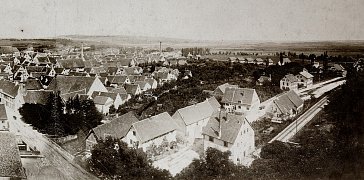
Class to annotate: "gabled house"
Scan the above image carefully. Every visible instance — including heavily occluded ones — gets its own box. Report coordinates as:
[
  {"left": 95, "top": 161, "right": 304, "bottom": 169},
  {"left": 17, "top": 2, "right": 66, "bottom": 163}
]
[
  {"left": 106, "top": 75, "right": 130, "bottom": 87},
  {"left": 278, "top": 58, "right": 291, "bottom": 66},
  {"left": 296, "top": 69, "right": 314, "bottom": 88},
  {"left": 123, "top": 112, "right": 179, "bottom": 151},
  {"left": 107, "top": 67, "right": 123, "bottom": 75},
  {"left": 0, "top": 104, "right": 9, "bottom": 131},
  {"left": 46, "top": 76, "right": 108, "bottom": 100},
  {"left": 172, "top": 97, "right": 220, "bottom": 143},
  {"left": 330, "top": 64, "right": 347, "bottom": 77},
  {"left": 267, "top": 90, "right": 304, "bottom": 122},
  {"left": 255, "top": 58, "right": 264, "bottom": 65},
  {"left": 59, "top": 58, "right": 85, "bottom": 72},
  {"left": 213, "top": 83, "right": 239, "bottom": 98},
  {"left": 145, "top": 78, "right": 158, "bottom": 89},
  {"left": 202, "top": 112, "right": 255, "bottom": 165},
  {"left": 246, "top": 57, "right": 255, "bottom": 64},
  {"left": 124, "top": 84, "right": 142, "bottom": 96},
  {"left": 256, "top": 75, "right": 271, "bottom": 86},
  {"left": 134, "top": 81, "right": 151, "bottom": 92},
  {"left": 93, "top": 96, "right": 114, "bottom": 114},
  {"left": 280, "top": 74, "right": 298, "bottom": 90},
  {"left": 91, "top": 91, "right": 124, "bottom": 109},
  {"left": 0, "top": 80, "right": 24, "bottom": 110},
  {"left": 221, "top": 87, "right": 260, "bottom": 115},
  {"left": 85, "top": 112, "right": 139, "bottom": 151}
]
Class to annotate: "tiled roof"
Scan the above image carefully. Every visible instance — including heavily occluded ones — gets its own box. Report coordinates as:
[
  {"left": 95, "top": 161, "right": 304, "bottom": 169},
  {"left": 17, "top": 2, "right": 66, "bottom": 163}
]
[
  {"left": 283, "top": 74, "right": 298, "bottom": 82},
  {"left": 92, "top": 91, "right": 118, "bottom": 100},
  {"left": 23, "top": 90, "right": 53, "bottom": 105},
  {"left": 145, "top": 78, "right": 157, "bottom": 87},
  {"left": 107, "top": 75, "right": 128, "bottom": 84},
  {"left": 26, "top": 66, "right": 46, "bottom": 73},
  {"left": 59, "top": 58, "right": 85, "bottom": 69},
  {"left": 221, "top": 87, "right": 256, "bottom": 105},
  {"left": 47, "top": 76, "right": 96, "bottom": 95},
  {"left": 133, "top": 112, "right": 178, "bottom": 143},
  {"left": 0, "top": 80, "right": 19, "bottom": 97},
  {"left": 215, "top": 83, "right": 238, "bottom": 95},
  {"left": 107, "top": 87, "right": 127, "bottom": 95},
  {"left": 202, "top": 112, "right": 245, "bottom": 143},
  {"left": 93, "top": 96, "right": 112, "bottom": 105},
  {"left": 300, "top": 71, "right": 314, "bottom": 79},
  {"left": 128, "top": 75, "right": 145, "bottom": 82},
  {"left": 273, "top": 90, "right": 303, "bottom": 114},
  {"left": 92, "top": 112, "right": 139, "bottom": 140},
  {"left": 173, "top": 97, "right": 220, "bottom": 125},
  {"left": 0, "top": 132, "right": 26, "bottom": 179},
  {"left": 124, "top": 84, "right": 139, "bottom": 95},
  {"left": 25, "top": 79, "right": 43, "bottom": 90}
]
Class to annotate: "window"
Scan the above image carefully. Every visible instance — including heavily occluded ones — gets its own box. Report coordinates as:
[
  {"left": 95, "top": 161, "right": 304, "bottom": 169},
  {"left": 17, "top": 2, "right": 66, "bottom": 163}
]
[
  {"left": 133, "top": 131, "right": 136, "bottom": 136},
  {"left": 224, "top": 141, "right": 228, "bottom": 147},
  {"left": 130, "top": 139, "right": 133, "bottom": 144},
  {"left": 209, "top": 136, "right": 214, "bottom": 142}
]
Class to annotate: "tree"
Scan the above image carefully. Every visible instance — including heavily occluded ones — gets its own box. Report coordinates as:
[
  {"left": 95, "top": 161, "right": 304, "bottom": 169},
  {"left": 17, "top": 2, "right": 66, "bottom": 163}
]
[
  {"left": 109, "top": 105, "right": 116, "bottom": 114},
  {"left": 90, "top": 137, "right": 171, "bottom": 179},
  {"left": 309, "top": 54, "right": 316, "bottom": 65}
]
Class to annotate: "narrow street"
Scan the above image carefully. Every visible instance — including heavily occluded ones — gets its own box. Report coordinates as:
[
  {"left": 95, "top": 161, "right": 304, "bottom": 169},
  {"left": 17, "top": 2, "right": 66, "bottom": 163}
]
[{"left": 6, "top": 107, "right": 98, "bottom": 180}]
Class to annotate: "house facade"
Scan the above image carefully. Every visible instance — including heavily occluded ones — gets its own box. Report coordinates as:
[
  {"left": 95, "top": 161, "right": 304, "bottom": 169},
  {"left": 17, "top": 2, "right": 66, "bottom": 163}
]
[
  {"left": 280, "top": 74, "right": 298, "bottom": 91},
  {"left": 202, "top": 113, "right": 255, "bottom": 164},
  {"left": 267, "top": 90, "right": 304, "bottom": 122},
  {"left": 296, "top": 70, "right": 314, "bottom": 88},
  {"left": 123, "top": 112, "right": 178, "bottom": 151},
  {"left": 221, "top": 87, "right": 260, "bottom": 115},
  {"left": 172, "top": 97, "right": 220, "bottom": 143}
]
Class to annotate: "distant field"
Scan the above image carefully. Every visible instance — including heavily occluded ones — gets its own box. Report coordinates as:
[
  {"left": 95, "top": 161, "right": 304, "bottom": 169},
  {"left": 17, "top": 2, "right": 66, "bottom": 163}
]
[{"left": 1, "top": 36, "right": 364, "bottom": 56}]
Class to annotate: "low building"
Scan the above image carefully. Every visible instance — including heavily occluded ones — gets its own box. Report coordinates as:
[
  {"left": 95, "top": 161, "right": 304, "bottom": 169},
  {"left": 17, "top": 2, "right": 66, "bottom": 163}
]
[
  {"left": 267, "top": 90, "right": 304, "bottom": 122},
  {"left": 85, "top": 112, "right": 139, "bottom": 151},
  {"left": 123, "top": 112, "right": 178, "bottom": 151},
  {"left": 296, "top": 69, "right": 314, "bottom": 88},
  {"left": 0, "top": 80, "right": 24, "bottom": 111},
  {"left": 213, "top": 83, "right": 238, "bottom": 98},
  {"left": 172, "top": 97, "right": 220, "bottom": 143},
  {"left": 124, "top": 84, "right": 142, "bottom": 96},
  {"left": 256, "top": 75, "right": 271, "bottom": 86},
  {"left": 202, "top": 112, "right": 255, "bottom": 165},
  {"left": 93, "top": 96, "right": 114, "bottom": 114},
  {"left": 221, "top": 87, "right": 260, "bottom": 115},
  {"left": 280, "top": 74, "right": 298, "bottom": 91}
]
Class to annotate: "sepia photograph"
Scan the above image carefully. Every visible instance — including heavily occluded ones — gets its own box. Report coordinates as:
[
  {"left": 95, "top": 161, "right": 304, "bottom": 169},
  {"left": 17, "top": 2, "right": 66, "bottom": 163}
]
[{"left": 0, "top": 0, "right": 363, "bottom": 179}]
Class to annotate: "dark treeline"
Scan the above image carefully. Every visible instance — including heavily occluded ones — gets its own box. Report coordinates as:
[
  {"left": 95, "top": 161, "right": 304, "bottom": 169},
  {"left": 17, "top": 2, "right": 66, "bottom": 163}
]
[{"left": 19, "top": 93, "right": 103, "bottom": 137}]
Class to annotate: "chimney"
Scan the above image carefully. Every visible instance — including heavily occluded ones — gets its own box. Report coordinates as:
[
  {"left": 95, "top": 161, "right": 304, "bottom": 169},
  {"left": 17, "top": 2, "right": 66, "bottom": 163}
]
[{"left": 159, "top": 42, "right": 162, "bottom": 54}]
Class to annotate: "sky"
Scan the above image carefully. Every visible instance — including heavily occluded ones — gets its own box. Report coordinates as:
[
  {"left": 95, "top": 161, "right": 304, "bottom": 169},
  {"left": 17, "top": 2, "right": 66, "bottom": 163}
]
[{"left": 0, "top": 0, "right": 363, "bottom": 41}]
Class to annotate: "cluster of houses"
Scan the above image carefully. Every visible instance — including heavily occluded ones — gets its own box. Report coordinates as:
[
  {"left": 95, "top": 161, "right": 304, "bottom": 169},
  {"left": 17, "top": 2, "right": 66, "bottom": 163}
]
[
  {"left": 227, "top": 57, "right": 275, "bottom": 66},
  {"left": 86, "top": 84, "right": 258, "bottom": 165},
  {"left": 85, "top": 80, "right": 305, "bottom": 166},
  {"left": 0, "top": 45, "right": 184, "bottom": 115},
  {"left": 280, "top": 68, "right": 314, "bottom": 91}
]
